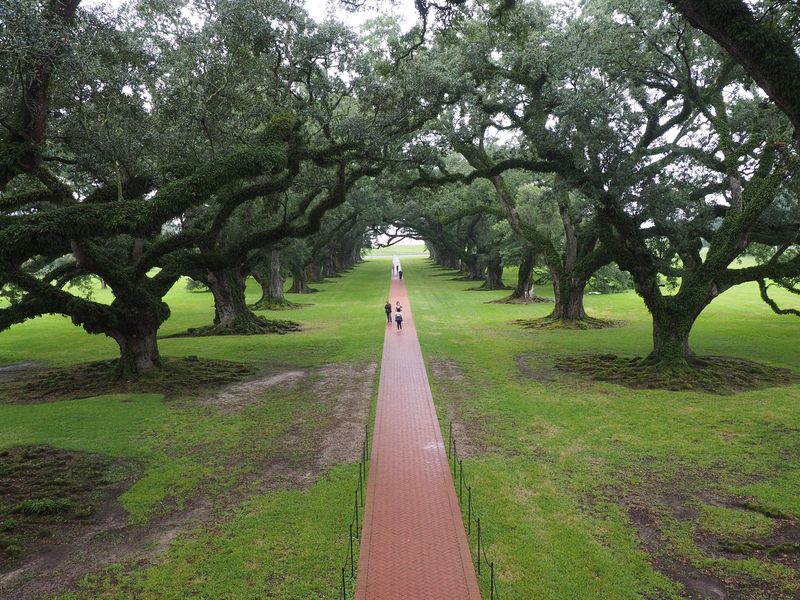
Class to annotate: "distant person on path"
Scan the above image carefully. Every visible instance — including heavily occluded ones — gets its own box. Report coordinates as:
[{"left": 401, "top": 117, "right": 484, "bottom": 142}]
[
  {"left": 384, "top": 301, "right": 392, "bottom": 324},
  {"left": 395, "top": 310, "right": 403, "bottom": 331},
  {"left": 398, "top": 269, "right": 403, "bottom": 280},
  {"left": 395, "top": 300, "right": 402, "bottom": 313}
]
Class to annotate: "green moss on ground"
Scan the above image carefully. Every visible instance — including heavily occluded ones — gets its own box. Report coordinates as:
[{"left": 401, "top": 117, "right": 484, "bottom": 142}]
[
  {"left": 555, "top": 353, "right": 798, "bottom": 393},
  {"left": 0, "top": 357, "right": 256, "bottom": 404},
  {"left": 513, "top": 315, "right": 625, "bottom": 329}
]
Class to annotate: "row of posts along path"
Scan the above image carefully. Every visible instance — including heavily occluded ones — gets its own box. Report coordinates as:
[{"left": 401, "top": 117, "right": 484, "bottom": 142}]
[{"left": 354, "top": 257, "right": 481, "bottom": 599}]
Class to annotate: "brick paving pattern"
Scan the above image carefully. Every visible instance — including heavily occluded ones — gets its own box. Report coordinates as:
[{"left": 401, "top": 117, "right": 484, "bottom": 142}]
[{"left": 354, "top": 264, "right": 481, "bottom": 599}]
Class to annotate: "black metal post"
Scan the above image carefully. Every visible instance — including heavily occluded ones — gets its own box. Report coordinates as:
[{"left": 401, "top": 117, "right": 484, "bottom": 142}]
[
  {"left": 448, "top": 422, "right": 452, "bottom": 457},
  {"left": 459, "top": 459, "right": 463, "bottom": 505},
  {"left": 468, "top": 486, "right": 472, "bottom": 535},
  {"left": 491, "top": 562, "right": 495, "bottom": 600},
  {"left": 349, "top": 523, "right": 354, "bottom": 577},
  {"left": 452, "top": 440, "right": 457, "bottom": 475},
  {"left": 354, "top": 489, "right": 359, "bottom": 538},
  {"left": 359, "top": 462, "right": 364, "bottom": 507},
  {"left": 477, "top": 517, "right": 481, "bottom": 575}
]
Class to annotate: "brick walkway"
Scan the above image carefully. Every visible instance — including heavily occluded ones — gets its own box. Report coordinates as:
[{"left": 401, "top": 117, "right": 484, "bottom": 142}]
[{"left": 354, "top": 266, "right": 481, "bottom": 599}]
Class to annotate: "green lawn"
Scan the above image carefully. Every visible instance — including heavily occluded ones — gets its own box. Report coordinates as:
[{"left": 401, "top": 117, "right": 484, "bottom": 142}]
[
  {"left": 1, "top": 256, "right": 798, "bottom": 598},
  {"left": 366, "top": 244, "right": 428, "bottom": 257},
  {"left": 0, "top": 262, "right": 387, "bottom": 598},
  {"left": 406, "top": 257, "right": 800, "bottom": 599}
]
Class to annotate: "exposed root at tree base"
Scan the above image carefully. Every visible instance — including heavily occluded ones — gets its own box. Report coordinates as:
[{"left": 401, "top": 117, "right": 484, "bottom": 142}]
[
  {"left": 513, "top": 316, "right": 624, "bottom": 330},
  {"left": 0, "top": 357, "right": 257, "bottom": 404},
  {"left": 557, "top": 353, "right": 798, "bottom": 393},
  {"left": 249, "top": 300, "right": 310, "bottom": 311},
  {"left": 177, "top": 317, "right": 301, "bottom": 336},
  {"left": 488, "top": 295, "right": 553, "bottom": 304},
  {"left": 466, "top": 285, "right": 512, "bottom": 291}
]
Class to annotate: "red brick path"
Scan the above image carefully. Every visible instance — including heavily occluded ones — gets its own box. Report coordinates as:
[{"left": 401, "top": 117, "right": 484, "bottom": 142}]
[{"left": 354, "top": 270, "right": 481, "bottom": 599}]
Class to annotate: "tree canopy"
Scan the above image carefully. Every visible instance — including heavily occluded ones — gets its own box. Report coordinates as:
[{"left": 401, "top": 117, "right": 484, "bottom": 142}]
[{"left": 1, "top": 0, "right": 798, "bottom": 375}]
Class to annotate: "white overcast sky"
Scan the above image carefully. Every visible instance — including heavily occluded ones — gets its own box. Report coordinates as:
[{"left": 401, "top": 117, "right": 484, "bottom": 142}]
[{"left": 81, "top": 0, "right": 420, "bottom": 32}]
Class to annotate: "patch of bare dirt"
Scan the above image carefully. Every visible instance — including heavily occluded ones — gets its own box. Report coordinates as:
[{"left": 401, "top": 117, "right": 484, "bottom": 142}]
[
  {"left": 698, "top": 510, "right": 800, "bottom": 573},
  {"left": 0, "top": 363, "right": 40, "bottom": 375},
  {"left": 516, "top": 355, "right": 556, "bottom": 383},
  {"left": 626, "top": 504, "right": 739, "bottom": 600},
  {"left": 202, "top": 370, "right": 305, "bottom": 411},
  {"left": 617, "top": 482, "right": 800, "bottom": 599},
  {"left": 313, "top": 362, "right": 377, "bottom": 468},
  {"left": 0, "top": 446, "right": 140, "bottom": 598},
  {"left": 427, "top": 358, "right": 486, "bottom": 459}
]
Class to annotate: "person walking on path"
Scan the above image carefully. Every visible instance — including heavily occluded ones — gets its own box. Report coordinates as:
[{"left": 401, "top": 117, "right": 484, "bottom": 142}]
[
  {"left": 384, "top": 301, "right": 392, "bottom": 324},
  {"left": 398, "top": 268, "right": 403, "bottom": 280},
  {"left": 395, "top": 300, "right": 402, "bottom": 313},
  {"left": 394, "top": 309, "right": 403, "bottom": 331}
]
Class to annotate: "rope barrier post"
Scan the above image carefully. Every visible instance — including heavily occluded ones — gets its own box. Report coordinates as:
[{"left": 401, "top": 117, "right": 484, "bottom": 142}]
[
  {"left": 459, "top": 459, "right": 464, "bottom": 502},
  {"left": 491, "top": 561, "right": 495, "bottom": 600},
  {"left": 448, "top": 422, "right": 452, "bottom": 457},
  {"left": 452, "top": 440, "right": 457, "bottom": 475},
  {"left": 359, "top": 461, "right": 364, "bottom": 507},
  {"left": 349, "top": 523, "right": 354, "bottom": 578},
  {"left": 476, "top": 517, "right": 481, "bottom": 576},
  {"left": 354, "top": 489, "right": 360, "bottom": 538},
  {"left": 341, "top": 566, "right": 346, "bottom": 600},
  {"left": 468, "top": 486, "right": 472, "bottom": 535}
]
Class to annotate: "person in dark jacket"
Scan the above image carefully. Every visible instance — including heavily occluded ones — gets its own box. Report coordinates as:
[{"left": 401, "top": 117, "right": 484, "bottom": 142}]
[
  {"left": 384, "top": 301, "right": 392, "bottom": 324},
  {"left": 395, "top": 310, "right": 403, "bottom": 331}
]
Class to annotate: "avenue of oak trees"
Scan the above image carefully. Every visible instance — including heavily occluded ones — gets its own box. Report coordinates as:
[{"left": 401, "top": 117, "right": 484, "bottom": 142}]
[{"left": 0, "top": 0, "right": 798, "bottom": 375}]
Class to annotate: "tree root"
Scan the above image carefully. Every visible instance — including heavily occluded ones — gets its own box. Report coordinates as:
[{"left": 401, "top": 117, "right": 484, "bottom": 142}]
[
  {"left": 513, "top": 316, "right": 624, "bottom": 330},
  {"left": 466, "top": 284, "right": 512, "bottom": 291},
  {"left": 488, "top": 295, "right": 553, "bottom": 304},
  {"left": 182, "top": 317, "right": 301, "bottom": 336},
  {"left": 556, "top": 353, "right": 798, "bottom": 393},
  {"left": 249, "top": 299, "right": 309, "bottom": 311}
]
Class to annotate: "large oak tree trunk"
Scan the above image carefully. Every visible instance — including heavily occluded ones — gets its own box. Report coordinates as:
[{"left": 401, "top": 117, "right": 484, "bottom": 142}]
[
  {"left": 650, "top": 312, "right": 696, "bottom": 365},
  {"left": 511, "top": 248, "right": 535, "bottom": 299},
  {"left": 479, "top": 253, "right": 507, "bottom": 290},
  {"left": 99, "top": 296, "right": 170, "bottom": 377},
  {"left": 307, "top": 262, "right": 324, "bottom": 283},
  {"left": 633, "top": 274, "right": 718, "bottom": 366},
  {"left": 195, "top": 267, "right": 299, "bottom": 335},
  {"left": 251, "top": 250, "right": 290, "bottom": 309},
  {"left": 289, "top": 266, "right": 315, "bottom": 294},
  {"left": 462, "top": 254, "right": 483, "bottom": 280},
  {"left": 548, "top": 269, "right": 588, "bottom": 320},
  {"left": 206, "top": 268, "right": 262, "bottom": 330},
  {"left": 112, "top": 322, "right": 160, "bottom": 377}
]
